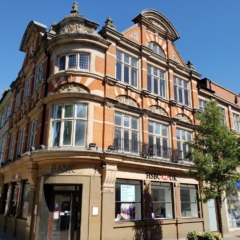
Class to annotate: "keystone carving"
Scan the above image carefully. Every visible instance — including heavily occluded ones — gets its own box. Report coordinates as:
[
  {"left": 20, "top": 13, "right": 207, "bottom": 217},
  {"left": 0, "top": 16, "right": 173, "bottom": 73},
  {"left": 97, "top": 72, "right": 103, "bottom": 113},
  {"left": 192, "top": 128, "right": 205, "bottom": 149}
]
[
  {"left": 102, "top": 164, "right": 117, "bottom": 193},
  {"left": 148, "top": 105, "right": 168, "bottom": 116},
  {"left": 116, "top": 96, "right": 138, "bottom": 108}
]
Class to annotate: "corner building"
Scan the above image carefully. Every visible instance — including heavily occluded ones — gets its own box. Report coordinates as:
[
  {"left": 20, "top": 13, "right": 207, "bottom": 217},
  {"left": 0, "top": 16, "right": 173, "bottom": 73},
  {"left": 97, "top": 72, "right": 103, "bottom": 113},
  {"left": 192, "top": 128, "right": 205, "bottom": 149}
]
[{"left": 0, "top": 4, "right": 237, "bottom": 240}]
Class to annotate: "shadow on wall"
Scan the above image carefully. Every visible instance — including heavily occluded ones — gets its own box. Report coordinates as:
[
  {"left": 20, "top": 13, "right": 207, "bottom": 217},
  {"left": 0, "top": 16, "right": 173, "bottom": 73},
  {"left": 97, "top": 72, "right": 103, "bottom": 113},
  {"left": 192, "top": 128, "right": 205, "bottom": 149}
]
[{"left": 133, "top": 182, "right": 163, "bottom": 240}]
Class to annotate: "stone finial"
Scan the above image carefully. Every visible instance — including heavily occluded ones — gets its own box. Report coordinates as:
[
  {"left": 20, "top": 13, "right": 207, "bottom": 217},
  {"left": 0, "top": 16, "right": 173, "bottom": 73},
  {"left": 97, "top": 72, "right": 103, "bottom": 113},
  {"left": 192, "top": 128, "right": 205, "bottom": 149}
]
[
  {"left": 186, "top": 60, "right": 195, "bottom": 70},
  {"left": 104, "top": 17, "right": 116, "bottom": 29},
  {"left": 71, "top": 2, "right": 78, "bottom": 13}
]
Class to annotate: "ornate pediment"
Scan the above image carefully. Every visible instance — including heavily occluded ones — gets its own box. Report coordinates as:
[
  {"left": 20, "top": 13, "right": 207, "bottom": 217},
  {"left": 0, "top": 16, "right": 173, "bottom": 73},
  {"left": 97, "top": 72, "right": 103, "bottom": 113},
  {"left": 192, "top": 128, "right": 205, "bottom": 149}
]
[
  {"left": 148, "top": 105, "right": 168, "bottom": 116},
  {"left": 149, "top": 18, "right": 165, "bottom": 31},
  {"left": 56, "top": 83, "right": 89, "bottom": 94},
  {"left": 176, "top": 114, "right": 191, "bottom": 123},
  {"left": 117, "top": 96, "right": 139, "bottom": 108},
  {"left": 59, "top": 22, "right": 97, "bottom": 35}
]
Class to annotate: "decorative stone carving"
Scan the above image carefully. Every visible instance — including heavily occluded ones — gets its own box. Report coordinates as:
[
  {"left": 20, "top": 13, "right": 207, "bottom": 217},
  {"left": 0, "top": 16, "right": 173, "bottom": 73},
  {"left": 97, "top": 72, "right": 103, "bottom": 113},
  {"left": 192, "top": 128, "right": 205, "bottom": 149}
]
[
  {"left": 104, "top": 17, "right": 116, "bottom": 29},
  {"left": 150, "top": 19, "right": 165, "bottom": 31},
  {"left": 148, "top": 105, "right": 168, "bottom": 116},
  {"left": 116, "top": 96, "right": 138, "bottom": 108},
  {"left": 28, "top": 163, "right": 38, "bottom": 192},
  {"left": 129, "top": 31, "right": 138, "bottom": 41},
  {"left": 71, "top": 2, "right": 78, "bottom": 13},
  {"left": 59, "top": 22, "right": 96, "bottom": 35},
  {"left": 176, "top": 114, "right": 191, "bottom": 123},
  {"left": 0, "top": 174, "right": 4, "bottom": 195},
  {"left": 105, "top": 101, "right": 115, "bottom": 108},
  {"left": 56, "top": 83, "right": 89, "bottom": 93},
  {"left": 172, "top": 50, "right": 179, "bottom": 63},
  {"left": 102, "top": 164, "right": 117, "bottom": 193}
]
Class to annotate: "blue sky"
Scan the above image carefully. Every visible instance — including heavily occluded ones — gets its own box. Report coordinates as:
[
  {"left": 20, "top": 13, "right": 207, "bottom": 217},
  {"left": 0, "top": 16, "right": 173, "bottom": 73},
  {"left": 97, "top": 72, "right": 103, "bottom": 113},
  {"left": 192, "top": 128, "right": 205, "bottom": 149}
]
[{"left": 1, "top": 0, "right": 240, "bottom": 97}]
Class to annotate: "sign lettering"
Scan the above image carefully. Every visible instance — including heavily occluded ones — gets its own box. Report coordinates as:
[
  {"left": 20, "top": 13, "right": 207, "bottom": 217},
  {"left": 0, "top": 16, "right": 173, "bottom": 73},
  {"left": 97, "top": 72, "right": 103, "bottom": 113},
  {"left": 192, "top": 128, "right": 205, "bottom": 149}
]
[{"left": 146, "top": 172, "right": 177, "bottom": 181}]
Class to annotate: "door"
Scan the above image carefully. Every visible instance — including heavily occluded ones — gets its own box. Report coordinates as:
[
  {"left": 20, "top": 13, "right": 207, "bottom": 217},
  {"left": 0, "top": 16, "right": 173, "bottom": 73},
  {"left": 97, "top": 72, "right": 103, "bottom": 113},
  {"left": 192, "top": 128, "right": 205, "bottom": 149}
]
[{"left": 48, "top": 185, "right": 82, "bottom": 240}]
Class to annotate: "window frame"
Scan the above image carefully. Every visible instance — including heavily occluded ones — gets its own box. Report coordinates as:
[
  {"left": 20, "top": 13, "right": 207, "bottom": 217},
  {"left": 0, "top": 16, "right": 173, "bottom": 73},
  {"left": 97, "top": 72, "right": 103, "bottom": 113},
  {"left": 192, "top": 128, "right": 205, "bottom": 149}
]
[
  {"left": 58, "top": 53, "right": 90, "bottom": 72},
  {"left": 233, "top": 113, "right": 240, "bottom": 132},
  {"left": 199, "top": 99, "right": 207, "bottom": 110},
  {"left": 176, "top": 128, "right": 192, "bottom": 161},
  {"left": 115, "top": 179, "right": 142, "bottom": 221},
  {"left": 174, "top": 77, "right": 190, "bottom": 106},
  {"left": 8, "top": 136, "right": 15, "bottom": 160},
  {"left": 29, "top": 120, "right": 38, "bottom": 149},
  {"left": 116, "top": 51, "right": 138, "bottom": 88},
  {"left": 35, "top": 62, "right": 44, "bottom": 90},
  {"left": 147, "top": 42, "right": 165, "bottom": 57},
  {"left": 17, "top": 129, "right": 25, "bottom": 156},
  {"left": 0, "top": 135, "right": 7, "bottom": 163},
  {"left": 52, "top": 104, "right": 88, "bottom": 148}
]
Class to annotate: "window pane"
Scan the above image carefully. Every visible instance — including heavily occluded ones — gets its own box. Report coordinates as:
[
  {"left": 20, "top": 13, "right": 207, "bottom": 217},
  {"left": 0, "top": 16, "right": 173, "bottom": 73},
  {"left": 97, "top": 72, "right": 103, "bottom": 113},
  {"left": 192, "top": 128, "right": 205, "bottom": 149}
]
[
  {"left": 182, "top": 131, "right": 186, "bottom": 140},
  {"left": 21, "top": 182, "right": 30, "bottom": 219},
  {"left": 124, "top": 130, "right": 129, "bottom": 151},
  {"left": 59, "top": 56, "right": 66, "bottom": 71},
  {"left": 184, "top": 81, "right": 188, "bottom": 89},
  {"left": 53, "top": 106, "right": 62, "bottom": 119},
  {"left": 147, "top": 75, "right": 152, "bottom": 92},
  {"left": 132, "top": 131, "right": 138, "bottom": 153},
  {"left": 52, "top": 122, "right": 61, "bottom": 147},
  {"left": 148, "top": 121, "right": 153, "bottom": 133},
  {"left": 160, "top": 80, "right": 165, "bottom": 97},
  {"left": 115, "top": 113, "right": 121, "bottom": 126},
  {"left": 79, "top": 54, "right": 89, "bottom": 69},
  {"left": 162, "top": 125, "right": 167, "bottom": 137},
  {"left": 154, "top": 78, "right": 158, "bottom": 94},
  {"left": 178, "top": 88, "right": 183, "bottom": 103},
  {"left": 64, "top": 105, "right": 74, "bottom": 118},
  {"left": 178, "top": 79, "right": 182, "bottom": 86},
  {"left": 155, "top": 124, "right": 160, "bottom": 135},
  {"left": 124, "top": 65, "right": 129, "bottom": 84},
  {"left": 184, "top": 90, "right": 189, "bottom": 106},
  {"left": 177, "top": 129, "right": 181, "bottom": 140},
  {"left": 63, "top": 121, "right": 72, "bottom": 145},
  {"left": 75, "top": 121, "right": 86, "bottom": 146},
  {"left": 68, "top": 54, "right": 77, "bottom": 68},
  {"left": 114, "top": 128, "right": 121, "bottom": 149},
  {"left": 131, "top": 58, "right": 137, "bottom": 68},
  {"left": 156, "top": 137, "right": 161, "bottom": 157},
  {"left": 116, "top": 51, "right": 121, "bottom": 61},
  {"left": 131, "top": 68, "right": 137, "bottom": 87},
  {"left": 132, "top": 118, "right": 138, "bottom": 130},
  {"left": 116, "top": 62, "right": 122, "bottom": 81},
  {"left": 76, "top": 104, "right": 87, "bottom": 118},
  {"left": 174, "top": 85, "right": 178, "bottom": 101},
  {"left": 147, "top": 65, "right": 151, "bottom": 74},
  {"left": 124, "top": 116, "right": 129, "bottom": 127},
  {"left": 124, "top": 55, "right": 129, "bottom": 64}
]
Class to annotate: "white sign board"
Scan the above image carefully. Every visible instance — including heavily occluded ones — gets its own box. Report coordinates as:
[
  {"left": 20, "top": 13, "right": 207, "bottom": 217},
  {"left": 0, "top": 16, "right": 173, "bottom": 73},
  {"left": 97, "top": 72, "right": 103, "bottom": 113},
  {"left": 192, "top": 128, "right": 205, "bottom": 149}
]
[{"left": 121, "top": 185, "right": 135, "bottom": 202}]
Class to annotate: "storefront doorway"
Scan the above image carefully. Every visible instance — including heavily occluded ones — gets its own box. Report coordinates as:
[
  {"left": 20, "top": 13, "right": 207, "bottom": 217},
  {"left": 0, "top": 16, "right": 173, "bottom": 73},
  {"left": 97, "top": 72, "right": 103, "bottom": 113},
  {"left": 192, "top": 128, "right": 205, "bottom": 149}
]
[{"left": 47, "top": 185, "right": 82, "bottom": 240}]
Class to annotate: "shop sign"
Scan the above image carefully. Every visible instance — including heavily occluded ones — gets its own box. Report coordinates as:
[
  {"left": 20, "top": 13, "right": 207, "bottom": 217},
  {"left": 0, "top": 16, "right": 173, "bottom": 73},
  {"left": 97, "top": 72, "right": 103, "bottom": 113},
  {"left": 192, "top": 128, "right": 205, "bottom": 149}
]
[
  {"left": 51, "top": 164, "right": 75, "bottom": 174},
  {"left": 11, "top": 173, "right": 22, "bottom": 180},
  {"left": 146, "top": 172, "right": 177, "bottom": 181}
]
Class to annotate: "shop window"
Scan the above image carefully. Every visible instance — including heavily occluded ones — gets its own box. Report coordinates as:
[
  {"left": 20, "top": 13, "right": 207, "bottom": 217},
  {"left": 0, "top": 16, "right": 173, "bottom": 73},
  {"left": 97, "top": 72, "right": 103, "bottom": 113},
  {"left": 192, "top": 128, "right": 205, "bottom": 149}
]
[
  {"left": 148, "top": 121, "right": 169, "bottom": 158},
  {"left": 116, "top": 51, "right": 138, "bottom": 88},
  {"left": 147, "top": 42, "right": 165, "bottom": 57},
  {"left": 52, "top": 104, "right": 87, "bottom": 147},
  {"left": 233, "top": 113, "right": 240, "bottom": 132},
  {"left": 58, "top": 53, "right": 89, "bottom": 71},
  {"left": 115, "top": 179, "right": 141, "bottom": 221},
  {"left": 29, "top": 119, "right": 38, "bottom": 149},
  {"left": 174, "top": 77, "right": 189, "bottom": 106},
  {"left": 151, "top": 182, "right": 173, "bottom": 219},
  {"left": 9, "top": 183, "right": 20, "bottom": 217},
  {"left": 180, "top": 184, "right": 199, "bottom": 218},
  {"left": 35, "top": 62, "right": 44, "bottom": 90},
  {"left": 176, "top": 128, "right": 192, "bottom": 161},
  {"left": 20, "top": 181, "right": 30, "bottom": 219},
  {"left": 114, "top": 112, "right": 139, "bottom": 154},
  {"left": 147, "top": 65, "right": 166, "bottom": 98}
]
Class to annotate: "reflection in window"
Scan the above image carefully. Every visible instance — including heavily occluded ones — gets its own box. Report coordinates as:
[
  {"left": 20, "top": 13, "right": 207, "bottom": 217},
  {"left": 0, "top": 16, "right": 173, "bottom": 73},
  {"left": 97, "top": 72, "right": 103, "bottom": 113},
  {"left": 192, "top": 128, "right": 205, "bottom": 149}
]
[{"left": 52, "top": 104, "right": 87, "bottom": 147}]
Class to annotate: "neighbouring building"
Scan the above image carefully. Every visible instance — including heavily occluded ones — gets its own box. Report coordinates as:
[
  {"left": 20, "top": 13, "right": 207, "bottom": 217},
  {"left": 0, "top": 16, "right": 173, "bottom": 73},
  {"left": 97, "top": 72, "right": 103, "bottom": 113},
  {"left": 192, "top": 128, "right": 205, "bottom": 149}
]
[{"left": 0, "top": 3, "right": 240, "bottom": 240}]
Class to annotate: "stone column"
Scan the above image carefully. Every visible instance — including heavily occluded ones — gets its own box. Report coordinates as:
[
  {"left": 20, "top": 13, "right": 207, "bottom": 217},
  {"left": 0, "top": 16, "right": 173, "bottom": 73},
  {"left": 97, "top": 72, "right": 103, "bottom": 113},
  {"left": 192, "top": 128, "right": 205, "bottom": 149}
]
[{"left": 101, "top": 163, "right": 117, "bottom": 240}]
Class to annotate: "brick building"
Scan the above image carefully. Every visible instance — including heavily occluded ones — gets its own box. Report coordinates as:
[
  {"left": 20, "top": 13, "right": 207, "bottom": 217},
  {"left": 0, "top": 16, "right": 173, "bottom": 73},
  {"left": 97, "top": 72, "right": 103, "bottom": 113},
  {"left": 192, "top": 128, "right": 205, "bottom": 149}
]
[{"left": 0, "top": 3, "right": 240, "bottom": 240}]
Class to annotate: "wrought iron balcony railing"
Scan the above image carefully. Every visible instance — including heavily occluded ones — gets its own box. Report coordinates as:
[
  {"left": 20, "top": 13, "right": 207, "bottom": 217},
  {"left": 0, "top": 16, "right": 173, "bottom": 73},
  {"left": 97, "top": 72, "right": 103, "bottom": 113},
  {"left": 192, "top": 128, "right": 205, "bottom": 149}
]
[{"left": 108, "top": 138, "right": 192, "bottom": 163}]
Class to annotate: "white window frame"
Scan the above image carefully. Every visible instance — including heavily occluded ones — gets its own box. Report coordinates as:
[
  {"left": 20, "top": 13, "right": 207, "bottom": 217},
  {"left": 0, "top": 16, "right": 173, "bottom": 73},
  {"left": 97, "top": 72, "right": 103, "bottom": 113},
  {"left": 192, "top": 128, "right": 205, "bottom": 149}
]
[
  {"left": 58, "top": 53, "right": 90, "bottom": 72},
  {"left": 147, "top": 42, "right": 165, "bottom": 57},
  {"left": 147, "top": 65, "right": 166, "bottom": 98},
  {"left": 17, "top": 129, "right": 25, "bottom": 155},
  {"left": 29, "top": 120, "right": 38, "bottom": 149},
  {"left": 174, "top": 77, "right": 190, "bottom": 106},
  {"left": 176, "top": 128, "right": 192, "bottom": 161},
  {"left": 35, "top": 62, "right": 44, "bottom": 90},
  {"left": 52, "top": 104, "right": 87, "bottom": 147},
  {"left": 233, "top": 113, "right": 240, "bottom": 132},
  {"left": 116, "top": 51, "right": 138, "bottom": 88},
  {"left": 114, "top": 112, "right": 139, "bottom": 154}
]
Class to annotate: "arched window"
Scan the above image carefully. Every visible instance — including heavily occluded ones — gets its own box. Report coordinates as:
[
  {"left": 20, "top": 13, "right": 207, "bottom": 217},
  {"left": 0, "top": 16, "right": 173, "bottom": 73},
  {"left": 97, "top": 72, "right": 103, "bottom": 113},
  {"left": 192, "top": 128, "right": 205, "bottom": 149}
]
[{"left": 147, "top": 42, "right": 165, "bottom": 57}]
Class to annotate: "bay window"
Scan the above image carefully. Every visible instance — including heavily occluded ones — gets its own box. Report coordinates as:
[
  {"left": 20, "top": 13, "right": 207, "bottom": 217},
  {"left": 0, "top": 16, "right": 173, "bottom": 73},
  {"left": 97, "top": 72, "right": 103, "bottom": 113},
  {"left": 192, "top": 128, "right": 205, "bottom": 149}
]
[
  {"left": 147, "top": 65, "right": 166, "bottom": 98},
  {"left": 151, "top": 182, "right": 173, "bottom": 219},
  {"left": 180, "top": 184, "right": 199, "bottom": 218},
  {"left": 176, "top": 128, "right": 192, "bottom": 161},
  {"left": 174, "top": 77, "right": 189, "bottom": 106},
  {"left": 114, "top": 112, "right": 139, "bottom": 153},
  {"left": 58, "top": 53, "right": 89, "bottom": 71},
  {"left": 148, "top": 121, "right": 169, "bottom": 158},
  {"left": 115, "top": 179, "right": 141, "bottom": 221},
  {"left": 52, "top": 104, "right": 87, "bottom": 147},
  {"left": 116, "top": 51, "right": 138, "bottom": 87}
]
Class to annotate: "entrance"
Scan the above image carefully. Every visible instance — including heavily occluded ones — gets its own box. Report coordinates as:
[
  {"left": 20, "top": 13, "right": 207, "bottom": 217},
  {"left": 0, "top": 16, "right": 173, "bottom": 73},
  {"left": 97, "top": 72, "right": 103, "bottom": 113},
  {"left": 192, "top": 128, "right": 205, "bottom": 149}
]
[{"left": 48, "top": 185, "right": 82, "bottom": 240}]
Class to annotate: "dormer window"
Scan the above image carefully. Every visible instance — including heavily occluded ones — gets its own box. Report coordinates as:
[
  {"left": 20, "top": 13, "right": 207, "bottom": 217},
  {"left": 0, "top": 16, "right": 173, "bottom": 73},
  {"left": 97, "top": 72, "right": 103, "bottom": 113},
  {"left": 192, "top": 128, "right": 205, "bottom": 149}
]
[
  {"left": 58, "top": 53, "right": 89, "bottom": 71},
  {"left": 147, "top": 42, "right": 165, "bottom": 57}
]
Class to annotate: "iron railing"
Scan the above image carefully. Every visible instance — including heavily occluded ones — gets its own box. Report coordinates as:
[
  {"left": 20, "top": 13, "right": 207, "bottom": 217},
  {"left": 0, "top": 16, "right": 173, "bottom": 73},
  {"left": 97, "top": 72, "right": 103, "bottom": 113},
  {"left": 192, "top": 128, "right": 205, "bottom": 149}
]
[{"left": 108, "top": 138, "right": 192, "bottom": 162}]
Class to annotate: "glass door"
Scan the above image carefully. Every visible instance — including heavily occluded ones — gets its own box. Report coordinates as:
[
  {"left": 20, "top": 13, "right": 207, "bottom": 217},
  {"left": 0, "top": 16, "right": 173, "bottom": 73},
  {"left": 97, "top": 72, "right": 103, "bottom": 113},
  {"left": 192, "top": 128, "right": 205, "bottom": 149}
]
[{"left": 49, "top": 185, "right": 82, "bottom": 240}]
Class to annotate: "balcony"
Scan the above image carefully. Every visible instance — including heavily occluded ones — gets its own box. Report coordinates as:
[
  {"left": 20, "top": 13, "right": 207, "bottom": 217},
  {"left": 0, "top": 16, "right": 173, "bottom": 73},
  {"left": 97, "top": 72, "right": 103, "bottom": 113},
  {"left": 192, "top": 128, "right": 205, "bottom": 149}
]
[{"left": 108, "top": 138, "right": 192, "bottom": 163}]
